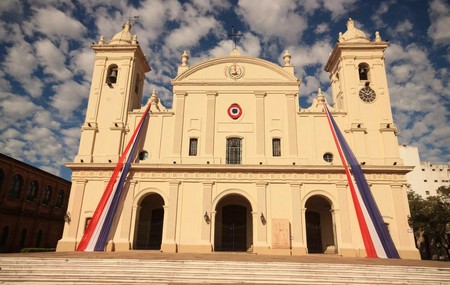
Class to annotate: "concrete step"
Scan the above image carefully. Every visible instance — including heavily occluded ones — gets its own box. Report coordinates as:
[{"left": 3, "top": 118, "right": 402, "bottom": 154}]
[{"left": 0, "top": 257, "right": 449, "bottom": 284}]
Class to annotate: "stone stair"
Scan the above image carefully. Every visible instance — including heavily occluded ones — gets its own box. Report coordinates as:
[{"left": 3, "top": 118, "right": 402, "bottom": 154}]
[{"left": 0, "top": 257, "right": 449, "bottom": 284}]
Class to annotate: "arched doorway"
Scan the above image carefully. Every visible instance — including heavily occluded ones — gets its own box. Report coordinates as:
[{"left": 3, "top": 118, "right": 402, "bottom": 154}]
[
  {"left": 214, "top": 194, "right": 252, "bottom": 252},
  {"left": 134, "top": 193, "right": 164, "bottom": 250},
  {"left": 305, "top": 195, "right": 335, "bottom": 254}
]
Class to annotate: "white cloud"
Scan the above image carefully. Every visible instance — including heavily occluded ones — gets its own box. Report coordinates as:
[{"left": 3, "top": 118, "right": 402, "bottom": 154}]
[
  {"left": 28, "top": 7, "right": 86, "bottom": 40},
  {"left": 388, "top": 20, "right": 413, "bottom": 38},
  {"left": 428, "top": 0, "right": 450, "bottom": 45},
  {"left": 237, "top": 0, "right": 307, "bottom": 44},
  {"left": 50, "top": 80, "right": 89, "bottom": 119},
  {"left": 165, "top": 16, "right": 219, "bottom": 50},
  {"left": 35, "top": 39, "right": 72, "bottom": 81},
  {"left": 314, "top": 23, "right": 330, "bottom": 35},
  {"left": 0, "top": 92, "right": 40, "bottom": 122}
]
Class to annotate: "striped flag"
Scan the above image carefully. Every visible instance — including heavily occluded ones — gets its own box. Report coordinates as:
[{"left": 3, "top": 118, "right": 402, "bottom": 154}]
[
  {"left": 77, "top": 103, "right": 151, "bottom": 251},
  {"left": 323, "top": 103, "right": 399, "bottom": 258}
]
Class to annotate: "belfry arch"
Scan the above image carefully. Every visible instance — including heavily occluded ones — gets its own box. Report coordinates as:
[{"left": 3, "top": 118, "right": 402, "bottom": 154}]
[
  {"left": 305, "top": 195, "right": 335, "bottom": 254},
  {"left": 134, "top": 193, "right": 165, "bottom": 250},
  {"left": 214, "top": 194, "right": 253, "bottom": 252}
]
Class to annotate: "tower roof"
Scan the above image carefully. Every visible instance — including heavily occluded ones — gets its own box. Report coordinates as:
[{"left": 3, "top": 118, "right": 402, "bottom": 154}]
[
  {"left": 109, "top": 22, "right": 134, "bottom": 44},
  {"left": 339, "top": 18, "right": 370, "bottom": 43}
]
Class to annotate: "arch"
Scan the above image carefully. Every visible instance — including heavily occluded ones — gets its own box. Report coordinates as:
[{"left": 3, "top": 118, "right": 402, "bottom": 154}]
[
  {"left": 134, "top": 188, "right": 168, "bottom": 206},
  {"left": 358, "top": 63, "right": 370, "bottom": 81},
  {"left": 134, "top": 193, "right": 165, "bottom": 250},
  {"left": 106, "top": 64, "right": 118, "bottom": 84},
  {"left": 213, "top": 193, "right": 254, "bottom": 252},
  {"left": 304, "top": 195, "right": 335, "bottom": 254},
  {"left": 9, "top": 173, "right": 24, "bottom": 199}
]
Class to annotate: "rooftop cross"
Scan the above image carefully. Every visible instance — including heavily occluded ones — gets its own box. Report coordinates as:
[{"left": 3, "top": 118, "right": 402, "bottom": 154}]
[
  {"left": 228, "top": 26, "right": 243, "bottom": 50},
  {"left": 122, "top": 11, "right": 139, "bottom": 23}
]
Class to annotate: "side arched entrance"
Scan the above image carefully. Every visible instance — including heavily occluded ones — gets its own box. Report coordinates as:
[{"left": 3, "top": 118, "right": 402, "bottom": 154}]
[
  {"left": 305, "top": 195, "right": 335, "bottom": 254},
  {"left": 214, "top": 194, "right": 253, "bottom": 252},
  {"left": 134, "top": 193, "right": 164, "bottom": 250}
]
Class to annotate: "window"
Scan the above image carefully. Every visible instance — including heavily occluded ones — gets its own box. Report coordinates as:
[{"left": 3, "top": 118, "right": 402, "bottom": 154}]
[
  {"left": 226, "top": 138, "right": 242, "bottom": 164},
  {"left": 424, "top": 180, "right": 427, "bottom": 182},
  {"left": 323, "top": 152, "right": 334, "bottom": 163},
  {"left": 426, "top": 191, "right": 430, "bottom": 195},
  {"left": 106, "top": 64, "right": 118, "bottom": 84},
  {"left": 56, "top": 190, "right": 65, "bottom": 208},
  {"left": 272, "top": 138, "right": 281, "bottom": 157},
  {"left": 138, "top": 150, "right": 149, "bottom": 160},
  {"left": 189, "top": 138, "right": 198, "bottom": 156},
  {"left": 42, "top": 186, "right": 52, "bottom": 205},
  {"left": 27, "top": 180, "right": 39, "bottom": 201},
  {"left": 358, "top": 63, "right": 369, "bottom": 81},
  {"left": 85, "top": 217, "right": 92, "bottom": 233},
  {"left": 9, "top": 174, "right": 23, "bottom": 199},
  {"left": 0, "top": 169, "right": 4, "bottom": 193}
]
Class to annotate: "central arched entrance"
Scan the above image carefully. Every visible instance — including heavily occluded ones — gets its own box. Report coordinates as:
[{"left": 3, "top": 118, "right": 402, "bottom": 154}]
[
  {"left": 134, "top": 193, "right": 164, "bottom": 250},
  {"left": 214, "top": 194, "right": 253, "bottom": 252},
  {"left": 305, "top": 195, "right": 335, "bottom": 254}
]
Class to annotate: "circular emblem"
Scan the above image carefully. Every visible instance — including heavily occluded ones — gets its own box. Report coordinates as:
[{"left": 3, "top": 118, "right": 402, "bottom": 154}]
[
  {"left": 225, "top": 63, "right": 245, "bottom": 80},
  {"left": 228, "top": 103, "right": 242, "bottom": 119}
]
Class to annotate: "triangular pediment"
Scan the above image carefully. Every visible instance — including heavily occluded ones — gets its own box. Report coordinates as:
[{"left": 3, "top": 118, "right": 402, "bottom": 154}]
[{"left": 172, "top": 56, "right": 299, "bottom": 86}]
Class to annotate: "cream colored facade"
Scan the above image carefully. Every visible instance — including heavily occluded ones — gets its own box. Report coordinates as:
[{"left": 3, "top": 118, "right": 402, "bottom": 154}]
[{"left": 57, "top": 19, "right": 420, "bottom": 259}]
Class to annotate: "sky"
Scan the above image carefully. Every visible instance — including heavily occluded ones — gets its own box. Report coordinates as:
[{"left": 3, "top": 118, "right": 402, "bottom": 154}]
[{"left": 0, "top": 0, "right": 449, "bottom": 181}]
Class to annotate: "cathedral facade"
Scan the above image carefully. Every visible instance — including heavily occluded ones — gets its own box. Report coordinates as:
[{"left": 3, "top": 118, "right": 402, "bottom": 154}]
[{"left": 57, "top": 19, "right": 420, "bottom": 259}]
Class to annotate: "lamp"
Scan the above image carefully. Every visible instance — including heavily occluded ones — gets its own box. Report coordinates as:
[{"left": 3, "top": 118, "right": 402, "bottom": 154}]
[
  {"left": 260, "top": 213, "right": 266, "bottom": 225},
  {"left": 64, "top": 212, "right": 71, "bottom": 223},
  {"left": 204, "top": 211, "right": 210, "bottom": 224}
]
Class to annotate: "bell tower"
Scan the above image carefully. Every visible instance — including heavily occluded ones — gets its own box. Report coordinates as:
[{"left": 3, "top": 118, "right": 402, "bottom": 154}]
[
  {"left": 325, "top": 19, "right": 399, "bottom": 165},
  {"left": 75, "top": 22, "right": 151, "bottom": 164}
]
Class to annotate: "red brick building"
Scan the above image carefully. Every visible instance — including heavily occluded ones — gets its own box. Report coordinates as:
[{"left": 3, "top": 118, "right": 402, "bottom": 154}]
[{"left": 0, "top": 153, "right": 71, "bottom": 252}]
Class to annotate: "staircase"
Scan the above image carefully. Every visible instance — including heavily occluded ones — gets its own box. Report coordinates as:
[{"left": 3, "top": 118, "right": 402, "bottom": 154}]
[{"left": 1, "top": 257, "right": 449, "bottom": 284}]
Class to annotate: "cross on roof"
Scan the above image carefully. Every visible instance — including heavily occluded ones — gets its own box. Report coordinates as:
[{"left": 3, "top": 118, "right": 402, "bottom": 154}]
[
  {"left": 228, "top": 26, "right": 243, "bottom": 50},
  {"left": 122, "top": 11, "right": 139, "bottom": 23}
]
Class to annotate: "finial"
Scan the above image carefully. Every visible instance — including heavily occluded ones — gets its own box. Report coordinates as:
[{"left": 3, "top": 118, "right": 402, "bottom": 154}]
[
  {"left": 132, "top": 35, "right": 137, "bottom": 44},
  {"left": 150, "top": 89, "right": 159, "bottom": 103},
  {"left": 99, "top": 35, "right": 105, "bottom": 45},
  {"left": 338, "top": 32, "right": 344, "bottom": 43},
  {"left": 317, "top": 88, "right": 325, "bottom": 103},
  {"left": 283, "top": 50, "right": 292, "bottom": 66},
  {"left": 181, "top": 51, "right": 189, "bottom": 67},
  {"left": 375, "top": 31, "right": 382, "bottom": 42},
  {"left": 123, "top": 21, "right": 132, "bottom": 31}
]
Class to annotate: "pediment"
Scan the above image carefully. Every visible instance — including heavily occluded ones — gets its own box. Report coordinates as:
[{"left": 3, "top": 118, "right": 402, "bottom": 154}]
[{"left": 172, "top": 56, "right": 299, "bottom": 86}]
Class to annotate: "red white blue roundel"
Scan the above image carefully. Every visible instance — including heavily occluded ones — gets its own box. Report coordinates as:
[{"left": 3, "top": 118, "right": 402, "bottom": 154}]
[{"left": 228, "top": 103, "right": 242, "bottom": 119}]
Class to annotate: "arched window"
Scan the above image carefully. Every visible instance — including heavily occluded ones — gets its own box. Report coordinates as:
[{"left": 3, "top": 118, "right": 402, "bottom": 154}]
[
  {"left": 56, "top": 190, "right": 65, "bottom": 208},
  {"left": 0, "top": 226, "right": 8, "bottom": 247},
  {"left": 358, "top": 63, "right": 369, "bottom": 81},
  {"left": 27, "top": 180, "right": 39, "bottom": 201},
  {"left": 226, "top": 138, "right": 242, "bottom": 164},
  {"left": 106, "top": 64, "right": 118, "bottom": 84},
  {"left": 8, "top": 174, "right": 24, "bottom": 199},
  {"left": 42, "top": 186, "right": 52, "bottom": 205}
]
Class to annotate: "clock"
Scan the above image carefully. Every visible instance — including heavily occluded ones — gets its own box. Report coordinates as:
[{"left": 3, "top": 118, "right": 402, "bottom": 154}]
[{"left": 359, "top": 86, "right": 376, "bottom": 103}]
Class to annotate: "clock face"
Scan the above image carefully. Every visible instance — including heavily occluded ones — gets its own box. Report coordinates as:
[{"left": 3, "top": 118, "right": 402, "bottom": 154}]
[{"left": 359, "top": 86, "right": 376, "bottom": 103}]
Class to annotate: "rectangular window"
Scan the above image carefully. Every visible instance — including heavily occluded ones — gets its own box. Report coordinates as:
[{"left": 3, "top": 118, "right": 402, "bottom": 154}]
[
  {"left": 189, "top": 138, "right": 198, "bottom": 156},
  {"left": 226, "top": 138, "right": 242, "bottom": 164},
  {"left": 272, "top": 138, "right": 281, "bottom": 157}
]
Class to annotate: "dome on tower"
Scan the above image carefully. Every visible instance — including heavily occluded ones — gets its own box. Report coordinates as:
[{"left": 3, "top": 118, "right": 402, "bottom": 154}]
[
  {"left": 339, "top": 18, "right": 370, "bottom": 43},
  {"left": 109, "top": 22, "right": 134, "bottom": 44}
]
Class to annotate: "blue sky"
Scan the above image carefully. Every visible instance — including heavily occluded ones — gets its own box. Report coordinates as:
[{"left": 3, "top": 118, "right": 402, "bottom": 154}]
[{"left": 0, "top": 0, "right": 449, "bottom": 181}]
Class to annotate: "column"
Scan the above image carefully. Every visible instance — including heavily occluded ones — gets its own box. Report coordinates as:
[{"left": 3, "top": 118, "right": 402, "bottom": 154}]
[
  {"left": 255, "top": 92, "right": 266, "bottom": 156},
  {"left": 336, "top": 182, "right": 354, "bottom": 256},
  {"left": 254, "top": 181, "right": 268, "bottom": 252},
  {"left": 56, "top": 179, "right": 87, "bottom": 251},
  {"left": 205, "top": 92, "right": 217, "bottom": 158},
  {"left": 290, "top": 183, "right": 306, "bottom": 255},
  {"left": 161, "top": 180, "right": 180, "bottom": 252},
  {"left": 285, "top": 93, "right": 298, "bottom": 157},
  {"left": 200, "top": 182, "right": 213, "bottom": 251},
  {"left": 172, "top": 92, "right": 187, "bottom": 159},
  {"left": 115, "top": 180, "right": 138, "bottom": 251}
]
